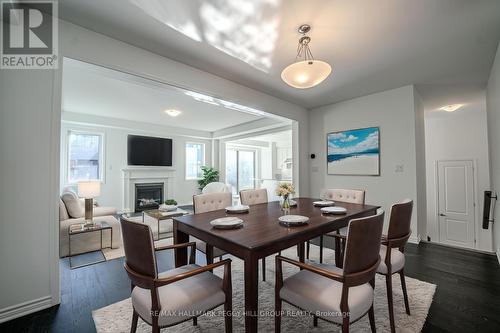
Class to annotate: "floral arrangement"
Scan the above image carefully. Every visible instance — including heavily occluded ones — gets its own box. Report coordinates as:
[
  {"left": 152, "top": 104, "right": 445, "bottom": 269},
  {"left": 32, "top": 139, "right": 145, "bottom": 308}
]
[{"left": 276, "top": 182, "right": 295, "bottom": 198}]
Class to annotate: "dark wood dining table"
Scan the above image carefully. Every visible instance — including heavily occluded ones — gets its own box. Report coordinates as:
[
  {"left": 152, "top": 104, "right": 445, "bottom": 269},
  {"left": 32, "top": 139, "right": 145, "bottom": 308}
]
[{"left": 173, "top": 197, "right": 379, "bottom": 333}]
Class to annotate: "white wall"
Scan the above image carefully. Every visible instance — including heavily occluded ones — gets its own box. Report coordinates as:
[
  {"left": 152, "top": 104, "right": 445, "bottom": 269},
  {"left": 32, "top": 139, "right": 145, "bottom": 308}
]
[
  {"left": 0, "top": 18, "right": 309, "bottom": 321},
  {"left": 424, "top": 96, "right": 492, "bottom": 251},
  {"left": 414, "top": 88, "right": 427, "bottom": 239},
  {"left": 486, "top": 42, "right": 500, "bottom": 259},
  {"left": 61, "top": 114, "right": 213, "bottom": 207},
  {"left": 309, "top": 86, "right": 423, "bottom": 239}
]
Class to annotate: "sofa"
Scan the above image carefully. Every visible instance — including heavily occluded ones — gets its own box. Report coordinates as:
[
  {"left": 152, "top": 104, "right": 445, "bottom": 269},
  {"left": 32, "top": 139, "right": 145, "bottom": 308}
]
[{"left": 59, "top": 189, "right": 121, "bottom": 257}]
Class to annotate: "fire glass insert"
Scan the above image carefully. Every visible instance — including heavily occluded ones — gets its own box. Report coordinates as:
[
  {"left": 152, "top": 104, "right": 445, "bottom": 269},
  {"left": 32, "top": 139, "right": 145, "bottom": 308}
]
[{"left": 135, "top": 183, "right": 164, "bottom": 212}]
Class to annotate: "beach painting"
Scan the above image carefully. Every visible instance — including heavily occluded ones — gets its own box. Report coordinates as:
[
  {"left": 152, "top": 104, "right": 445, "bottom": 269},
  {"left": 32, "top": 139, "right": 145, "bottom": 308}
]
[{"left": 327, "top": 127, "right": 380, "bottom": 175}]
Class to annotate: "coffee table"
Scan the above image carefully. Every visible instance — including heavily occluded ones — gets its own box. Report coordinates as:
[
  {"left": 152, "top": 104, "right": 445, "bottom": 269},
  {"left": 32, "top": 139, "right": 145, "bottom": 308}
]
[
  {"left": 68, "top": 221, "right": 113, "bottom": 269},
  {"left": 142, "top": 208, "right": 189, "bottom": 240}
]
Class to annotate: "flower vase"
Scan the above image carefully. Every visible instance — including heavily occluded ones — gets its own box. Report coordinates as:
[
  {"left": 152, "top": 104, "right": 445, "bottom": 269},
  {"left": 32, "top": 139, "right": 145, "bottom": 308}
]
[{"left": 281, "top": 195, "right": 291, "bottom": 213}]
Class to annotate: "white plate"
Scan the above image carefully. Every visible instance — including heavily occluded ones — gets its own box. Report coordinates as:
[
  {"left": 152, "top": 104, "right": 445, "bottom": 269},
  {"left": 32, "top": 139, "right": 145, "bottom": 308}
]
[
  {"left": 278, "top": 215, "right": 309, "bottom": 224},
  {"left": 225, "top": 205, "right": 250, "bottom": 213},
  {"left": 210, "top": 217, "right": 244, "bottom": 229},
  {"left": 321, "top": 206, "right": 347, "bottom": 214},
  {"left": 289, "top": 199, "right": 297, "bottom": 207},
  {"left": 313, "top": 200, "right": 335, "bottom": 207}
]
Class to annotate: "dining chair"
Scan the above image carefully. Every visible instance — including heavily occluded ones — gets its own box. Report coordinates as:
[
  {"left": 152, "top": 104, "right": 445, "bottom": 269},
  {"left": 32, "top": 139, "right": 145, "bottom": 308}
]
[
  {"left": 120, "top": 216, "right": 232, "bottom": 333},
  {"left": 192, "top": 192, "right": 232, "bottom": 264},
  {"left": 239, "top": 188, "right": 268, "bottom": 205},
  {"left": 275, "top": 210, "right": 384, "bottom": 333},
  {"left": 309, "top": 189, "right": 365, "bottom": 265},
  {"left": 239, "top": 188, "right": 270, "bottom": 281},
  {"left": 377, "top": 199, "right": 413, "bottom": 333}
]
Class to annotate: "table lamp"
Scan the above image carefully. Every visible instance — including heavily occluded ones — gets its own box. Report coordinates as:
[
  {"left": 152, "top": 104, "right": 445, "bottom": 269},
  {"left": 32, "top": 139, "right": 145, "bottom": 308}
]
[{"left": 78, "top": 181, "right": 101, "bottom": 226}]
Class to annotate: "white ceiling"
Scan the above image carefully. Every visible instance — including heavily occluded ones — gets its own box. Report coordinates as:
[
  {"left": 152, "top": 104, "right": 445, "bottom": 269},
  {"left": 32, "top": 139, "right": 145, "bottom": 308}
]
[
  {"left": 62, "top": 58, "right": 279, "bottom": 132},
  {"left": 58, "top": 0, "right": 500, "bottom": 109}
]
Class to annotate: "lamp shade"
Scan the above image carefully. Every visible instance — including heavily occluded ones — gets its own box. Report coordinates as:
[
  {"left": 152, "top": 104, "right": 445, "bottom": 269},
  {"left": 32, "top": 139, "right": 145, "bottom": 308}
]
[
  {"left": 281, "top": 60, "right": 332, "bottom": 89},
  {"left": 78, "top": 181, "right": 101, "bottom": 198}
]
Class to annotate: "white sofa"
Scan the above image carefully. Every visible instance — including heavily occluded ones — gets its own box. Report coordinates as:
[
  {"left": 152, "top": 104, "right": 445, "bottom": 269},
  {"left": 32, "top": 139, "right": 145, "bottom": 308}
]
[{"left": 59, "top": 195, "right": 121, "bottom": 257}]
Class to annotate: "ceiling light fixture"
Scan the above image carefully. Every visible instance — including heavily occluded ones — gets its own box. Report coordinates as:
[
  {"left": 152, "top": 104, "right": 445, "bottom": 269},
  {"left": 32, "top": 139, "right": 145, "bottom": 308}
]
[
  {"left": 164, "top": 109, "right": 182, "bottom": 117},
  {"left": 281, "top": 24, "right": 332, "bottom": 89},
  {"left": 439, "top": 104, "right": 464, "bottom": 112}
]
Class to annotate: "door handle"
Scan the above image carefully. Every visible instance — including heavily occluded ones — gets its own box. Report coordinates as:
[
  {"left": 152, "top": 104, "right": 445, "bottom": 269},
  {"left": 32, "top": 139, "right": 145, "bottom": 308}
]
[{"left": 439, "top": 213, "right": 446, "bottom": 217}]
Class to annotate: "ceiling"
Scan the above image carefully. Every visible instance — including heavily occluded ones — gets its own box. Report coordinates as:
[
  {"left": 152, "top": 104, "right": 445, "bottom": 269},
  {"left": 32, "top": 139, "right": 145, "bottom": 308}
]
[
  {"left": 62, "top": 58, "right": 284, "bottom": 132},
  {"left": 58, "top": 0, "right": 500, "bottom": 109}
]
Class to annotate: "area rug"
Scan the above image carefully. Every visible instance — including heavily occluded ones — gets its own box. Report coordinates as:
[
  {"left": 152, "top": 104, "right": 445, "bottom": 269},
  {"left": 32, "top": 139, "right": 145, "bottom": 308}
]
[
  {"left": 102, "top": 215, "right": 173, "bottom": 261},
  {"left": 93, "top": 245, "right": 436, "bottom": 332}
]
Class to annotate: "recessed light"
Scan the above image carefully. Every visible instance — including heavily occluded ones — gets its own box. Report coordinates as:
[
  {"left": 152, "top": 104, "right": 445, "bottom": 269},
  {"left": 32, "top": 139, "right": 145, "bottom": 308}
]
[
  {"left": 439, "top": 104, "right": 464, "bottom": 112},
  {"left": 164, "top": 109, "right": 181, "bottom": 117}
]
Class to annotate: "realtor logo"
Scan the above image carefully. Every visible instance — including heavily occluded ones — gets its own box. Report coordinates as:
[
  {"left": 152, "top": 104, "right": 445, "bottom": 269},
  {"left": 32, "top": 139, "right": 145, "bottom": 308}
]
[{"left": 1, "top": 0, "right": 58, "bottom": 69}]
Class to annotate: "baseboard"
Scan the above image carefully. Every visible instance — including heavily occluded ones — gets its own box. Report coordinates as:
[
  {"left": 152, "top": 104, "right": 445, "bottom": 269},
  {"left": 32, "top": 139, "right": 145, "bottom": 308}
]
[
  {"left": 408, "top": 235, "right": 420, "bottom": 244},
  {"left": 0, "top": 296, "right": 53, "bottom": 323}
]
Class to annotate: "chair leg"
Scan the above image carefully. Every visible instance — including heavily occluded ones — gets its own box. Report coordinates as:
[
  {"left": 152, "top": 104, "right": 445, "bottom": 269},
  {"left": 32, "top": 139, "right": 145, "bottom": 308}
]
[
  {"left": 319, "top": 235, "right": 324, "bottom": 263},
  {"left": 262, "top": 257, "right": 266, "bottom": 282},
  {"left": 275, "top": 297, "right": 282, "bottom": 333},
  {"left": 224, "top": 295, "right": 232, "bottom": 332},
  {"left": 152, "top": 317, "right": 160, "bottom": 333},
  {"left": 400, "top": 270, "right": 411, "bottom": 315},
  {"left": 193, "top": 317, "right": 197, "bottom": 326},
  {"left": 313, "top": 315, "right": 318, "bottom": 327},
  {"left": 130, "top": 309, "right": 138, "bottom": 333},
  {"left": 342, "top": 316, "right": 349, "bottom": 333},
  {"left": 385, "top": 274, "right": 396, "bottom": 333},
  {"left": 306, "top": 240, "right": 310, "bottom": 259},
  {"left": 368, "top": 305, "right": 376, "bottom": 333}
]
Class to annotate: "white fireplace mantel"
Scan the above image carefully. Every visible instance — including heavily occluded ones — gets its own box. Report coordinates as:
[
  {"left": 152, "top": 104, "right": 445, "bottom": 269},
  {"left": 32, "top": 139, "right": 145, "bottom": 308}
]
[{"left": 122, "top": 166, "right": 176, "bottom": 213}]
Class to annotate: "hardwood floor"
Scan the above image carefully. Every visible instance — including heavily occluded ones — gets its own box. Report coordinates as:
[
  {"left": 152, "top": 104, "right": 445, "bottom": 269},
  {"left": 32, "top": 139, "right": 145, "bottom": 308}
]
[{"left": 1, "top": 241, "right": 499, "bottom": 332}]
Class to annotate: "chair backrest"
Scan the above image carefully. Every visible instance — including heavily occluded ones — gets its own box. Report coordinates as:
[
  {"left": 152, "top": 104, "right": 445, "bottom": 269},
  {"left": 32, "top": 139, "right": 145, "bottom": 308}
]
[
  {"left": 193, "top": 192, "right": 232, "bottom": 214},
  {"left": 324, "top": 189, "right": 365, "bottom": 204},
  {"left": 120, "top": 215, "right": 157, "bottom": 279},
  {"left": 343, "top": 210, "right": 384, "bottom": 276},
  {"left": 240, "top": 188, "right": 268, "bottom": 205},
  {"left": 387, "top": 199, "right": 413, "bottom": 245},
  {"left": 202, "top": 182, "right": 231, "bottom": 194}
]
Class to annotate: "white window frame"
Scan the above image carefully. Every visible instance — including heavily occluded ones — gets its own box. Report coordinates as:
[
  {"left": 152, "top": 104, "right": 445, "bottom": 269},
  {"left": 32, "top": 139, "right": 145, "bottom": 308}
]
[
  {"left": 185, "top": 142, "right": 205, "bottom": 180},
  {"left": 66, "top": 129, "right": 105, "bottom": 184}
]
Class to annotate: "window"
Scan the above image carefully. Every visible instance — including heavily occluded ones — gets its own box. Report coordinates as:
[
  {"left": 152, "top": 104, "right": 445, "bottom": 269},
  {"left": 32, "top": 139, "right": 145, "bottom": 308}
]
[
  {"left": 67, "top": 131, "right": 104, "bottom": 183},
  {"left": 186, "top": 143, "right": 205, "bottom": 179}
]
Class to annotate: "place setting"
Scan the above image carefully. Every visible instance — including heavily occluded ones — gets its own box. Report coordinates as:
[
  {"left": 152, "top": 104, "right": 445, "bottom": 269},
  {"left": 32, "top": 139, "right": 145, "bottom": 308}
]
[{"left": 210, "top": 216, "right": 244, "bottom": 229}]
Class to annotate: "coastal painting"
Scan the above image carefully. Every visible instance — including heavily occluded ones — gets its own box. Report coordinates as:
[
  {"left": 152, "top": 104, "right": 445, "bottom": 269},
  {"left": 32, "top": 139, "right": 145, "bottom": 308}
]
[{"left": 327, "top": 127, "right": 380, "bottom": 175}]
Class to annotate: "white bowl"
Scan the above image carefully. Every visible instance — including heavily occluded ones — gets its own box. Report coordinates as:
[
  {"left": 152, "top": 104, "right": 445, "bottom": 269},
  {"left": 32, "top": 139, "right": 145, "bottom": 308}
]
[{"left": 159, "top": 204, "right": 177, "bottom": 212}]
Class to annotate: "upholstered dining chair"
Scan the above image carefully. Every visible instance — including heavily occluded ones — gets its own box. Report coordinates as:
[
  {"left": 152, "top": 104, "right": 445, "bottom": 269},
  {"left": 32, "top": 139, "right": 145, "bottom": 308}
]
[
  {"left": 275, "top": 211, "right": 384, "bottom": 333},
  {"left": 192, "top": 192, "right": 232, "bottom": 264},
  {"left": 239, "top": 188, "right": 268, "bottom": 205},
  {"left": 120, "top": 216, "right": 232, "bottom": 333},
  {"left": 239, "top": 188, "right": 270, "bottom": 281},
  {"left": 309, "top": 189, "right": 366, "bottom": 265},
  {"left": 377, "top": 199, "right": 413, "bottom": 333}
]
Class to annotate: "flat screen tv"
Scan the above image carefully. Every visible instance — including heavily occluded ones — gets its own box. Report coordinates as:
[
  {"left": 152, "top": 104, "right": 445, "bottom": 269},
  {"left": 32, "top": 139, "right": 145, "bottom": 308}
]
[{"left": 127, "top": 135, "right": 173, "bottom": 166}]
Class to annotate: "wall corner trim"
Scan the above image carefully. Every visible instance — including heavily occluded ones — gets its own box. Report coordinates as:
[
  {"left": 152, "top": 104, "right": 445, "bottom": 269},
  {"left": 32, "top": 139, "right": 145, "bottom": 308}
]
[{"left": 0, "top": 296, "right": 53, "bottom": 324}]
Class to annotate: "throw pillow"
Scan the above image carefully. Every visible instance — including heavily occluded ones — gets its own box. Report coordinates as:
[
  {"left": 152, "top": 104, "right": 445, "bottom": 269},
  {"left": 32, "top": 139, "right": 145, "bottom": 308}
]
[{"left": 61, "top": 191, "right": 84, "bottom": 218}]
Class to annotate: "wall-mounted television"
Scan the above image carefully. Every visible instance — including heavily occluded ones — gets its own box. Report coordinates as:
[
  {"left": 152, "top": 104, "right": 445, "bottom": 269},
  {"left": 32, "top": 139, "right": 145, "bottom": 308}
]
[{"left": 127, "top": 135, "right": 173, "bottom": 166}]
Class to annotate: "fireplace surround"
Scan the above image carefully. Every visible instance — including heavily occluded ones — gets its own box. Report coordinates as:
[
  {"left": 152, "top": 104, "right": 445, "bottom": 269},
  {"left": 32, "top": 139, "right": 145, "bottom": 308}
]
[{"left": 135, "top": 183, "right": 164, "bottom": 212}]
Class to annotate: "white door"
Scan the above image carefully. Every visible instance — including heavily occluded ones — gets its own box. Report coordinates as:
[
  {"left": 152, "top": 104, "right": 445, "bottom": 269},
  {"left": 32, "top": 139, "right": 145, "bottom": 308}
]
[{"left": 437, "top": 160, "right": 475, "bottom": 248}]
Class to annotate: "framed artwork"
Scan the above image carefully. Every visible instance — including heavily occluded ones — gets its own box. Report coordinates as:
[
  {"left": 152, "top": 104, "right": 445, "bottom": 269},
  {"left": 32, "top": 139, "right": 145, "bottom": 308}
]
[{"left": 327, "top": 127, "right": 380, "bottom": 175}]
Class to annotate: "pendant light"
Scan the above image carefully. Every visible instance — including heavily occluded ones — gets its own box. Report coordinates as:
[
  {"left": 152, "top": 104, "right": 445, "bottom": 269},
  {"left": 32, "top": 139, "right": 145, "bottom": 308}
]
[{"left": 281, "top": 24, "right": 332, "bottom": 89}]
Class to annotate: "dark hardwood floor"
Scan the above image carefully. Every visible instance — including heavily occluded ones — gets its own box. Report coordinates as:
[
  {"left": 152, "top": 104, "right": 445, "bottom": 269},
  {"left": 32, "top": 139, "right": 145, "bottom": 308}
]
[{"left": 1, "top": 240, "right": 499, "bottom": 332}]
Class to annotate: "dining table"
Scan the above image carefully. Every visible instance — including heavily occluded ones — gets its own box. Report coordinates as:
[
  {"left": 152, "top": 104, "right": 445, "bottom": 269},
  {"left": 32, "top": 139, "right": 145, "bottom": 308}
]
[{"left": 172, "top": 197, "right": 380, "bottom": 333}]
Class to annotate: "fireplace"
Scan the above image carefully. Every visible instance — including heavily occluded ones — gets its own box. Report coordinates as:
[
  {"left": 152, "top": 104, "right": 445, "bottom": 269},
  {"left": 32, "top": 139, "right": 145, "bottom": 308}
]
[{"left": 135, "top": 183, "right": 164, "bottom": 212}]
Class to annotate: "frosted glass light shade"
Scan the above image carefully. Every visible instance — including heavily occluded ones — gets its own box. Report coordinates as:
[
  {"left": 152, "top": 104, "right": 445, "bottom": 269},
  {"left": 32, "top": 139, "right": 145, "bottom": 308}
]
[
  {"left": 281, "top": 60, "right": 332, "bottom": 89},
  {"left": 78, "top": 181, "right": 101, "bottom": 198}
]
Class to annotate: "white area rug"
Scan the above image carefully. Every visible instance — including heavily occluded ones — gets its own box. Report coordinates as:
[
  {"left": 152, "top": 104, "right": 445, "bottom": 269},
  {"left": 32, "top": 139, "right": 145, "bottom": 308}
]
[
  {"left": 102, "top": 215, "right": 173, "bottom": 261},
  {"left": 93, "top": 245, "right": 436, "bottom": 332}
]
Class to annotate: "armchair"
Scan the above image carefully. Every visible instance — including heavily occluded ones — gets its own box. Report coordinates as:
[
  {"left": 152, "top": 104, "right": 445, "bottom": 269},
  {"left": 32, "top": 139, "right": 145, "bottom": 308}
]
[{"left": 121, "top": 216, "right": 232, "bottom": 333}]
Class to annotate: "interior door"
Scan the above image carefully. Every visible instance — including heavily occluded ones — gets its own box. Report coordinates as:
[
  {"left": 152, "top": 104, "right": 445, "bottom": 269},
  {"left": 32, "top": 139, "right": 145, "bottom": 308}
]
[{"left": 437, "top": 160, "right": 475, "bottom": 248}]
